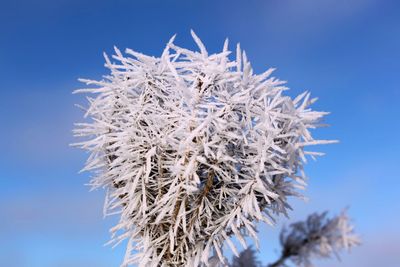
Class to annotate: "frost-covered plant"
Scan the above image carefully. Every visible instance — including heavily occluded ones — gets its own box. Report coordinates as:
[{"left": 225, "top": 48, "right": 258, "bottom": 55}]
[
  {"left": 268, "top": 210, "right": 360, "bottom": 267},
  {"left": 230, "top": 246, "right": 261, "bottom": 267},
  {"left": 73, "top": 31, "right": 335, "bottom": 266}
]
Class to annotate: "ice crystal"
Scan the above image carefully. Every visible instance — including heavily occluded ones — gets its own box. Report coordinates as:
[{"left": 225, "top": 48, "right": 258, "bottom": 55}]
[{"left": 73, "top": 31, "right": 335, "bottom": 266}]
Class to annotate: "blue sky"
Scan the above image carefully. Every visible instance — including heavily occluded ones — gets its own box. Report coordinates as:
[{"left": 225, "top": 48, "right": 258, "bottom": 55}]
[{"left": 1, "top": 0, "right": 399, "bottom": 266}]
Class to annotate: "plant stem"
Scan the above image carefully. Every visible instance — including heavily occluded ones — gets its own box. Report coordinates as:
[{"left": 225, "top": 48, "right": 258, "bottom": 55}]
[{"left": 267, "top": 254, "right": 289, "bottom": 267}]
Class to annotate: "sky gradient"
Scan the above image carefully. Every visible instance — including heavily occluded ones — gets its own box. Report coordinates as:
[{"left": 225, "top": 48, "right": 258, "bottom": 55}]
[{"left": 1, "top": 0, "right": 399, "bottom": 266}]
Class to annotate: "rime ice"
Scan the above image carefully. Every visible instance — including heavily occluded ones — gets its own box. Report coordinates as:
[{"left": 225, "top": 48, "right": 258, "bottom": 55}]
[{"left": 73, "top": 31, "right": 336, "bottom": 266}]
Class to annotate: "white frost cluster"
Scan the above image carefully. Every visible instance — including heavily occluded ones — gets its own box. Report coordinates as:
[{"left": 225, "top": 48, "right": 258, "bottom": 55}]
[
  {"left": 73, "top": 31, "right": 334, "bottom": 266},
  {"left": 278, "top": 210, "right": 360, "bottom": 267}
]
